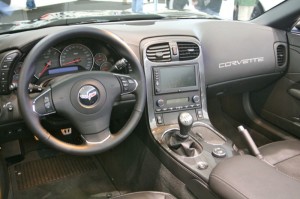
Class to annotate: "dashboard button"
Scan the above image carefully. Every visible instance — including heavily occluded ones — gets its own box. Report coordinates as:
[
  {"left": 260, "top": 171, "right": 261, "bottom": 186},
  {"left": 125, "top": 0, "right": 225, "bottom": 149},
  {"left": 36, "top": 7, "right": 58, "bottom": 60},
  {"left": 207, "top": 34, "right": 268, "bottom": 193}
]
[
  {"left": 156, "top": 115, "right": 163, "bottom": 124},
  {"left": 212, "top": 147, "right": 226, "bottom": 158},
  {"left": 196, "top": 109, "right": 203, "bottom": 118},
  {"left": 197, "top": 161, "right": 208, "bottom": 170},
  {"left": 1, "top": 62, "right": 11, "bottom": 70},
  {"left": 4, "top": 53, "right": 18, "bottom": 62}
]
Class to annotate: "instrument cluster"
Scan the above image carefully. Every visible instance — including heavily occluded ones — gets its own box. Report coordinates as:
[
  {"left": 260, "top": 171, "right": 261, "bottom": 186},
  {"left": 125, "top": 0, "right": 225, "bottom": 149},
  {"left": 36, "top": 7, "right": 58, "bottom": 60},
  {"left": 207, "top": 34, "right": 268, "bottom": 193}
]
[{"left": 12, "top": 38, "right": 122, "bottom": 86}]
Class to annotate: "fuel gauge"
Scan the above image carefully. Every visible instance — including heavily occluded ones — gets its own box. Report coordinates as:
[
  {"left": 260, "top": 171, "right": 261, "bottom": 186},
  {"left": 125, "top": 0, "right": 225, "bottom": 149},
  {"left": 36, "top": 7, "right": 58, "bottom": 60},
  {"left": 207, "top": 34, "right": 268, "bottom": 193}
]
[
  {"left": 100, "top": 62, "right": 112, "bottom": 71},
  {"left": 94, "top": 53, "right": 107, "bottom": 66}
]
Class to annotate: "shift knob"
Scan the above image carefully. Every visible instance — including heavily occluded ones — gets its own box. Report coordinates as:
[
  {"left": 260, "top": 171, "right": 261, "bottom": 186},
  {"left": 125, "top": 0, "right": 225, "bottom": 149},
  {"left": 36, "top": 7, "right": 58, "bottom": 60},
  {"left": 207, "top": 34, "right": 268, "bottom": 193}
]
[{"left": 178, "top": 112, "right": 193, "bottom": 139}]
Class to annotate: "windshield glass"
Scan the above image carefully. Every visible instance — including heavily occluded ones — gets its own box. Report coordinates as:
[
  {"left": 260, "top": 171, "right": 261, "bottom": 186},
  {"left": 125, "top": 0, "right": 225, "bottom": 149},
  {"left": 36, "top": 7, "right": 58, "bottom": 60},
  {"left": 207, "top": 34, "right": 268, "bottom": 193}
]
[{"left": 0, "top": 0, "right": 286, "bottom": 34}]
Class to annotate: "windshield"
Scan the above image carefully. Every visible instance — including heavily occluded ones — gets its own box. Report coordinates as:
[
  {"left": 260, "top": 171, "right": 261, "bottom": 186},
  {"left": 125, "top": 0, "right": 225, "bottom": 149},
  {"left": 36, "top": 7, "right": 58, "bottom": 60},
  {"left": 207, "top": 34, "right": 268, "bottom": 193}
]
[{"left": 0, "top": 0, "right": 286, "bottom": 34}]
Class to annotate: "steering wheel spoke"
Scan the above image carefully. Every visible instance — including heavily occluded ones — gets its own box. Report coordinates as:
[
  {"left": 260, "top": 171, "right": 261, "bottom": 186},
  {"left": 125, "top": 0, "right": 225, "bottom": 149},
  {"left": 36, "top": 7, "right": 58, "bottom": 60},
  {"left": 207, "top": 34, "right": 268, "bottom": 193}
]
[
  {"left": 81, "top": 129, "right": 112, "bottom": 144},
  {"left": 114, "top": 74, "right": 138, "bottom": 95},
  {"left": 32, "top": 88, "right": 56, "bottom": 116}
]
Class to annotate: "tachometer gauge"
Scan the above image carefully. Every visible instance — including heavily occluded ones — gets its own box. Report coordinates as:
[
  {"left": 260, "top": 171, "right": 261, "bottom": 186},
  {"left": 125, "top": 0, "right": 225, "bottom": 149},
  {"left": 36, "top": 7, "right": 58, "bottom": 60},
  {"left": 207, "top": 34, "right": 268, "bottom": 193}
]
[
  {"left": 34, "top": 47, "right": 60, "bottom": 79},
  {"left": 100, "top": 61, "right": 113, "bottom": 71},
  {"left": 60, "top": 44, "right": 94, "bottom": 70},
  {"left": 94, "top": 53, "right": 107, "bottom": 66}
]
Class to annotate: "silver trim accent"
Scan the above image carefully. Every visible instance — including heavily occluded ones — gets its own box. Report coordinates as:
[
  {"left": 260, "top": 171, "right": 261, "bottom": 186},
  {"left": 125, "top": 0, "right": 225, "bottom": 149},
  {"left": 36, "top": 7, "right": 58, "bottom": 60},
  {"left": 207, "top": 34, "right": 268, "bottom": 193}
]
[
  {"left": 192, "top": 121, "right": 227, "bottom": 142},
  {"left": 81, "top": 134, "right": 111, "bottom": 145}
]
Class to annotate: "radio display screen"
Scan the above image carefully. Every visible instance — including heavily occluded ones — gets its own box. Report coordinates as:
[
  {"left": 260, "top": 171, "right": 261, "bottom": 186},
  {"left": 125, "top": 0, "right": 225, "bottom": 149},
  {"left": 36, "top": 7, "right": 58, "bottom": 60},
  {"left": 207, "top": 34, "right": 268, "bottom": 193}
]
[
  {"left": 160, "top": 66, "right": 196, "bottom": 90},
  {"left": 167, "top": 98, "right": 189, "bottom": 105}
]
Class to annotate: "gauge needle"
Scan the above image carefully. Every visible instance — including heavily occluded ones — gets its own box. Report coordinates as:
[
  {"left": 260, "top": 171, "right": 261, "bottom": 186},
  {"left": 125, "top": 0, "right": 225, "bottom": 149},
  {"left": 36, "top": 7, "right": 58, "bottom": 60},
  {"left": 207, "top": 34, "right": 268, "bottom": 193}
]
[
  {"left": 62, "top": 58, "right": 81, "bottom": 66},
  {"left": 39, "top": 60, "right": 52, "bottom": 78}
]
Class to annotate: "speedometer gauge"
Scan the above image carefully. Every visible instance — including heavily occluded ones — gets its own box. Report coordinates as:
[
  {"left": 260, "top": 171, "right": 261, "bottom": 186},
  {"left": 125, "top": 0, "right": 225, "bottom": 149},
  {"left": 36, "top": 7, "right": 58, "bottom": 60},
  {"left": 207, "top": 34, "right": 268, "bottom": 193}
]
[{"left": 60, "top": 44, "right": 94, "bottom": 70}]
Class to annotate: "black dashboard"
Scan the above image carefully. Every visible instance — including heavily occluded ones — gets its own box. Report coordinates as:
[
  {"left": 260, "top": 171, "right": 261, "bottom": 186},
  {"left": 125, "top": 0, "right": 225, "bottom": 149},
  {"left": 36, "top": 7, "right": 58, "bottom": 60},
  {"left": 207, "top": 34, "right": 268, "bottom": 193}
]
[{"left": 0, "top": 19, "right": 288, "bottom": 149}]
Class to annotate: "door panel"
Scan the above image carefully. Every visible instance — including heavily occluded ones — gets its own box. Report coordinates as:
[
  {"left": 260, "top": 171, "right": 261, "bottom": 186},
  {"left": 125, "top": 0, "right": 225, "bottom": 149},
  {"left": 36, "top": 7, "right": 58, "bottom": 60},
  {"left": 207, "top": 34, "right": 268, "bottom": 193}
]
[{"left": 250, "top": 32, "right": 300, "bottom": 138}]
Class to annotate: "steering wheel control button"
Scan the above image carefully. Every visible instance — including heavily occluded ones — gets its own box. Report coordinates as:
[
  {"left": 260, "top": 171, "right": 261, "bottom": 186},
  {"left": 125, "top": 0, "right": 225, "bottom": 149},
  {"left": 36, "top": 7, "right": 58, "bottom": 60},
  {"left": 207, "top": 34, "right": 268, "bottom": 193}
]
[
  {"left": 197, "top": 161, "right": 208, "bottom": 170},
  {"left": 78, "top": 85, "right": 99, "bottom": 107},
  {"left": 212, "top": 147, "right": 227, "bottom": 158},
  {"left": 116, "top": 75, "right": 138, "bottom": 94},
  {"left": 33, "top": 89, "right": 56, "bottom": 116}
]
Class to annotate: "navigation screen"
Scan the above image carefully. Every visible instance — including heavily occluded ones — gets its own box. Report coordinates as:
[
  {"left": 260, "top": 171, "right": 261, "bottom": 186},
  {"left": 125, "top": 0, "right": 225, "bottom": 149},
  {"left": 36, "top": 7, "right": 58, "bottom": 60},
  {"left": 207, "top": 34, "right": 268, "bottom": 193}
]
[{"left": 160, "top": 66, "right": 196, "bottom": 90}]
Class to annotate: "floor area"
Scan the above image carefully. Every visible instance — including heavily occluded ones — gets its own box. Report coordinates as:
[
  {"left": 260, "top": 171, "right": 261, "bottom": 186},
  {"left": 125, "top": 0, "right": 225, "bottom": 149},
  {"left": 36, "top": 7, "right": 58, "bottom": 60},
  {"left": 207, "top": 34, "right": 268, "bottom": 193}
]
[{"left": 7, "top": 132, "right": 195, "bottom": 199}]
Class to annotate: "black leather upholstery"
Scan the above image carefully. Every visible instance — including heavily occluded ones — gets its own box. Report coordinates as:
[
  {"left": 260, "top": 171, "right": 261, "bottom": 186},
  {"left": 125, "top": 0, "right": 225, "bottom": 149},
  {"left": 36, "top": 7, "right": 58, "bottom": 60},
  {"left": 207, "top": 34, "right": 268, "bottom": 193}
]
[
  {"left": 209, "top": 155, "right": 300, "bottom": 199},
  {"left": 260, "top": 140, "right": 300, "bottom": 180},
  {"left": 112, "top": 191, "right": 176, "bottom": 199}
]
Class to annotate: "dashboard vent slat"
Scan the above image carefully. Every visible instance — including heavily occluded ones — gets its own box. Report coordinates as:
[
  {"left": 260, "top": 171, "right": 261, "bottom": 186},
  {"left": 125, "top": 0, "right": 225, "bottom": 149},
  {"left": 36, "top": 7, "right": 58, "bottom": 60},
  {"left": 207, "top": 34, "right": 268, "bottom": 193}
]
[
  {"left": 146, "top": 43, "right": 171, "bottom": 62},
  {"left": 177, "top": 42, "right": 200, "bottom": 61},
  {"left": 276, "top": 44, "right": 286, "bottom": 67}
]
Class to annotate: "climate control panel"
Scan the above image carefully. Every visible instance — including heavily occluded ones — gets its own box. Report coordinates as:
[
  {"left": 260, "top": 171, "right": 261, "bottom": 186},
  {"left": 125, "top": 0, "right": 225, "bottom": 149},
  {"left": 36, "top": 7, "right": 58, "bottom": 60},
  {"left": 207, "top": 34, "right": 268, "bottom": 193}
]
[{"left": 153, "top": 92, "right": 201, "bottom": 113}]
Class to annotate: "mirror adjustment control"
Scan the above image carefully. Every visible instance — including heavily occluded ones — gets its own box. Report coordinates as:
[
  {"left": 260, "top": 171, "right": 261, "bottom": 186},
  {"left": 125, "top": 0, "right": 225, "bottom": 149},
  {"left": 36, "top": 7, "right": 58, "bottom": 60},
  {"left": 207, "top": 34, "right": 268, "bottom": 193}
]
[{"left": 156, "top": 99, "right": 164, "bottom": 107}]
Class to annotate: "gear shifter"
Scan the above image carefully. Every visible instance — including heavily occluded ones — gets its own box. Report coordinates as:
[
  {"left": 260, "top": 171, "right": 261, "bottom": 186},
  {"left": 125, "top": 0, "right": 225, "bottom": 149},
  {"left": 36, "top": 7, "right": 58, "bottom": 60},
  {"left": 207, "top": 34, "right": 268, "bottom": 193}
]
[
  {"left": 166, "top": 112, "right": 202, "bottom": 157},
  {"left": 177, "top": 112, "right": 193, "bottom": 139}
]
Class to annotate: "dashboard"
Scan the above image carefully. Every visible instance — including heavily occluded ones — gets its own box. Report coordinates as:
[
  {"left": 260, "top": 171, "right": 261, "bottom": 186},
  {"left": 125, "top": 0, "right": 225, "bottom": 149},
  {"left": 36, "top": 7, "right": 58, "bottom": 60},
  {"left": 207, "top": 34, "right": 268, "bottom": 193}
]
[{"left": 0, "top": 19, "right": 288, "bottom": 145}]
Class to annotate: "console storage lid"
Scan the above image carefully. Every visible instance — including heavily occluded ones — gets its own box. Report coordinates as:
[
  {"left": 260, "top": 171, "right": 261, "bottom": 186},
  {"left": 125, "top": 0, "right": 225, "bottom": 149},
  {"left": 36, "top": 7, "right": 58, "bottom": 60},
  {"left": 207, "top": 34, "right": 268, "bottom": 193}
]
[{"left": 209, "top": 155, "right": 300, "bottom": 199}]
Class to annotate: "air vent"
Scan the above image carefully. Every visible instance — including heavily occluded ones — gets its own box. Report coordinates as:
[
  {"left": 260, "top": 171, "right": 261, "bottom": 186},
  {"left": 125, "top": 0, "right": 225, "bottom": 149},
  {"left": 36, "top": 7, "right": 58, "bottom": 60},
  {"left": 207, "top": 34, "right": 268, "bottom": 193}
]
[
  {"left": 146, "top": 43, "right": 171, "bottom": 62},
  {"left": 177, "top": 42, "right": 200, "bottom": 61},
  {"left": 276, "top": 44, "right": 286, "bottom": 67}
]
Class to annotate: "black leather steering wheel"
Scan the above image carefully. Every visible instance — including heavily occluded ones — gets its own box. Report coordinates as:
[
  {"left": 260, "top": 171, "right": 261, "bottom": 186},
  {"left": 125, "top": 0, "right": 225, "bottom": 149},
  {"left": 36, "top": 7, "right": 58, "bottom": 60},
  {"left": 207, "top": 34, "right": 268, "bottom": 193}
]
[{"left": 18, "top": 27, "right": 146, "bottom": 155}]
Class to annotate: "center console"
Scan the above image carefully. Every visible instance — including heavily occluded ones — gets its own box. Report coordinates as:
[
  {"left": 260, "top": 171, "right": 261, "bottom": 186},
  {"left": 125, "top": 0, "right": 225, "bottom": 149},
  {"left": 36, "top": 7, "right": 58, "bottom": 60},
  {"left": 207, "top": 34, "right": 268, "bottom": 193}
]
[{"left": 141, "top": 36, "right": 236, "bottom": 182}]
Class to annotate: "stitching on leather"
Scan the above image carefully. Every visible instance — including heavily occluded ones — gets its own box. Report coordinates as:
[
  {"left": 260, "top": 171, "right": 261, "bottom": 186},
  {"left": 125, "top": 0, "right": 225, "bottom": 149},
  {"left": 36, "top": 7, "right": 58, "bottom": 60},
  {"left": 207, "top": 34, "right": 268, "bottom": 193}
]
[
  {"left": 262, "top": 158, "right": 275, "bottom": 167},
  {"left": 274, "top": 154, "right": 300, "bottom": 166},
  {"left": 273, "top": 165, "right": 300, "bottom": 183},
  {"left": 259, "top": 140, "right": 295, "bottom": 150},
  {"left": 210, "top": 174, "right": 250, "bottom": 199}
]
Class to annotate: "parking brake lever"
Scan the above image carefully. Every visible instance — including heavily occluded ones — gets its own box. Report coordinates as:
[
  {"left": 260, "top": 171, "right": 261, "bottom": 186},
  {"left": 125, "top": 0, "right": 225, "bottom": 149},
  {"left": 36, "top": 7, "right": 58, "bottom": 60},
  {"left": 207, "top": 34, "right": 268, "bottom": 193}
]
[{"left": 238, "top": 125, "right": 263, "bottom": 160}]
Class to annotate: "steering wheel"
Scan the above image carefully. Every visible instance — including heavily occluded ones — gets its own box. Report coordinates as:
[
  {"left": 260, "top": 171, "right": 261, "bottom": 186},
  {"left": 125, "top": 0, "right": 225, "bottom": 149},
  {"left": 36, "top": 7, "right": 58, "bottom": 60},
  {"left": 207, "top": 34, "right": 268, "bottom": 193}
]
[{"left": 18, "top": 27, "right": 146, "bottom": 155}]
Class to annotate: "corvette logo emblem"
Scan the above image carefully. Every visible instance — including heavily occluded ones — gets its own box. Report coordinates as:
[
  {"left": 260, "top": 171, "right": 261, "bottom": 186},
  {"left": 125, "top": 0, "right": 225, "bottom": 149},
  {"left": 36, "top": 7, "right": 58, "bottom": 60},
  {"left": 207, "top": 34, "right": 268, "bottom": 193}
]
[
  {"left": 219, "top": 57, "right": 264, "bottom": 69},
  {"left": 78, "top": 85, "right": 99, "bottom": 106},
  {"left": 81, "top": 91, "right": 97, "bottom": 101}
]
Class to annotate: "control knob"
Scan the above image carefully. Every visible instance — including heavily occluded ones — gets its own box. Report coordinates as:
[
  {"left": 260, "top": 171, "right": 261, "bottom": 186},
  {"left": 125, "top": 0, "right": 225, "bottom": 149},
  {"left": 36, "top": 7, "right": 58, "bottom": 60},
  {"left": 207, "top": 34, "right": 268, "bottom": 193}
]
[
  {"left": 192, "top": 95, "right": 200, "bottom": 103},
  {"left": 156, "top": 99, "right": 165, "bottom": 107}
]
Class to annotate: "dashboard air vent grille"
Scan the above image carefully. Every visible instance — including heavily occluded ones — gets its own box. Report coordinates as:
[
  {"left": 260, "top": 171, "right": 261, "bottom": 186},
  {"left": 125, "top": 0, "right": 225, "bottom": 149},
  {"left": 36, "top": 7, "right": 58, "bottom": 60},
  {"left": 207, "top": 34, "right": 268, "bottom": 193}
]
[
  {"left": 177, "top": 42, "right": 200, "bottom": 61},
  {"left": 146, "top": 43, "right": 171, "bottom": 62},
  {"left": 276, "top": 44, "right": 286, "bottom": 67}
]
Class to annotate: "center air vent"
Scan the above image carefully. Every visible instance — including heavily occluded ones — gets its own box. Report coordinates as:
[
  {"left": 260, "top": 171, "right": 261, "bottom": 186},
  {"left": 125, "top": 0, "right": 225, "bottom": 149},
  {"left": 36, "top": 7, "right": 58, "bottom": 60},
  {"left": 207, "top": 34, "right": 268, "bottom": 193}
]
[
  {"left": 177, "top": 42, "right": 200, "bottom": 61},
  {"left": 146, "top": 43, "right": 171, "bottom": 62},
  {"left": 276, "top": 44, "right": 287, "bottom": 67}
]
